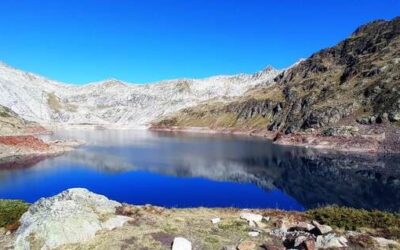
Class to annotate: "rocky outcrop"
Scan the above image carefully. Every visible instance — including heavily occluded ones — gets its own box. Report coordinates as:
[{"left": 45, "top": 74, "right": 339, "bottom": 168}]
[
  {"left": 0, "top": 105, "right": 44, "bottom": 136},
  {"left": 14, "top": 188, "right": 131, "bottom": 250}
]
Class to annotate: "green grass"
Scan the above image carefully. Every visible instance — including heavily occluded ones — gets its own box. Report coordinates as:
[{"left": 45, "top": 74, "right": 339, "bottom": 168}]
[
  {"left": 0, "top": 200, "right": 29, "bottom": 230},
  {"left": 307, "top": 206, "right": 400, "bottom": 238}
]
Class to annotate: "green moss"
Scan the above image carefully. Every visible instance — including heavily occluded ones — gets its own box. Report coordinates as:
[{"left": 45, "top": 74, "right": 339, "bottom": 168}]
[
  {"left": 307, "top": 206, "right": 400, "bottom": 238},
  {"left": 0, "top": 111, "right": 11, "bottom": 118},
  {"left": 0, "top": 200, "right": 29, "bottom": 229}
]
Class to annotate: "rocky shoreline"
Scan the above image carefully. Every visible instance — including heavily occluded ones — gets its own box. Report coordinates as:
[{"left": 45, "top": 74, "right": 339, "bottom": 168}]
[
  {"left": 149, "top": 125, "right": 398, "bottom": 155},
  {"left": 0, "top": 135, "right": 83, "bottom": 166},
  {"left": 0, "top": 188, "right": 399, "bottom": 250}
]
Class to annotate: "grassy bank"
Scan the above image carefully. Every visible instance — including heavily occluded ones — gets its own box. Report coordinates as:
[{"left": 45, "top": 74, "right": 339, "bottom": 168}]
[{"left": 0, "top": 200, "right": 29, "bottom": 231}]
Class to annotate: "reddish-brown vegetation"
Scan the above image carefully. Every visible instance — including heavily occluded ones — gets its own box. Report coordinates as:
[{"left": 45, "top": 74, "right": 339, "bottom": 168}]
[{"left": 0, "top": 136, "right": 50, "bottom": 151}]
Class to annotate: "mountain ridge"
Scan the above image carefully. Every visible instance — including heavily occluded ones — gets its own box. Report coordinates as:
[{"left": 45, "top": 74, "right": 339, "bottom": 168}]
[{"left": 0, "top": 61, "right": 282, "bottom": 127}]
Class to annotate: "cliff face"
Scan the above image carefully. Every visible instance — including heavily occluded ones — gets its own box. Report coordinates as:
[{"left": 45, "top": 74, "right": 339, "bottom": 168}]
[{"left": 154, "top": 17, "right": 400, "bottom": 134}]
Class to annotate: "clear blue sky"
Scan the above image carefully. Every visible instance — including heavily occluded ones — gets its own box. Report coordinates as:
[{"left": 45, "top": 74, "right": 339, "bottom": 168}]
[{"left": 0, "top": 1, "right": 398, "bottom": 84}]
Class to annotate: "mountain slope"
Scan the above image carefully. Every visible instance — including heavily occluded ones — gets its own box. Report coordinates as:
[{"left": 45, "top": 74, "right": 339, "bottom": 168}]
[
  {"left": 0, "top": 63, "right": 280, "bottom": 127},
  {"left": 0, "top": 105, "right": 44, "bottom": 136},
  {"left": 154, "top": 17, "right": 400, "bottom": 134}
]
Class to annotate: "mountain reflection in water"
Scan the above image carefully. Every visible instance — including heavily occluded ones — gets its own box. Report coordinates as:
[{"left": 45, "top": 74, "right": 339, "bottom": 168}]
[{"left": 0, "top": 129, "right": 399, "bottom": 211}]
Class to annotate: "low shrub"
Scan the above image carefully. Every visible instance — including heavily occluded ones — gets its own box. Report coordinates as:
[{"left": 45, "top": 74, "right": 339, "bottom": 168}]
[
  {"left": 0, "top": 200, "right": 29, "bottom": 230},
  {"left": 307, "top": 206, "right": 400, "bottom": 239}
]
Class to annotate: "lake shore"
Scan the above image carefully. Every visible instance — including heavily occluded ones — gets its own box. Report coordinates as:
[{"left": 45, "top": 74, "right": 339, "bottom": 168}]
[
  {"left": 0, "top": 134, "right": 83, "bottom": 166},
  {"left": 0, "top": 188, "right": 399, "bottom": 250},
  {"left": 149, "top": 125, "right": 400, "bottom": 155}
]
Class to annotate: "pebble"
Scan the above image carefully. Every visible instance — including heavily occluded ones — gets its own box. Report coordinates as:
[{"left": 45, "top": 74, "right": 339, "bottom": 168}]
[{"left": 211, "top": 218, "right": 221, "bottom": 224}]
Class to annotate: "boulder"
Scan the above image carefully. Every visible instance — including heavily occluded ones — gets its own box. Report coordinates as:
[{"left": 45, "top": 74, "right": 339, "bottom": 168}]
[
  {"left": 373, "top": 237, "right": 400, "bottom": 249},
  {"left": 172, "top": 237, "right": 192, "bottom": 250},
  {"left": 294, "top": 235, "right": 307, "bottom": 247},
  {"left": 316, "top": 234, "right": 347, "bottom": 249},
  {"left": 293, "top": 236, "right": 316, "bottom": 250},
  {"left": 312, "top": 220, "right": 332, "bottom": 235},
  {"left": 14, "top": 188, "right": 131, "bottom": 250},
  {"left": 240, "top": 212, "right": 263, "bottom": 223},
  {"left": 288, "top": 222, "right": 315, "bottom": 232}
]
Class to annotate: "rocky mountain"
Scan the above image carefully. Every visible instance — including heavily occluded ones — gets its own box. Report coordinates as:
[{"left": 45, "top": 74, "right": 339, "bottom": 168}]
[
  {"left": 0, "top": 62, "right": 280, "bottom": 127},
  {"left": 154, "top": 17, "right": 400, "bottom": 134},
  {"left": 0, "top": 105, "right": 42, "bottom": 136}
]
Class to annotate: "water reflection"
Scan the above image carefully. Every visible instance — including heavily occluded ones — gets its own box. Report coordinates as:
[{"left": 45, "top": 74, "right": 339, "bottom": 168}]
[{"left": 0, "top": 129, "right": 399, "bottom": 211}]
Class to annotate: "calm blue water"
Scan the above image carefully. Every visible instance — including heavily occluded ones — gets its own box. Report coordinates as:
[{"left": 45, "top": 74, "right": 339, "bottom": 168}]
[{"left": 0, "top": 129, "right": 399, "bottom": 211}]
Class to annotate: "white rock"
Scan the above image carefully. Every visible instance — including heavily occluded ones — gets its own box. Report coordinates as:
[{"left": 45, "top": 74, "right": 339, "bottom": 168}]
[
  {"left": 211, "top": 218, "right": 221, "bottom": 224},
  {"left": 316, "top": 234, "right": 347, "bottom": 249},
  {"left": 14, "top": 188, "right": 131, "bottom": 250},
  {"left": 248, "top": 231, "right": 260, "bottom": 237},
  {"left": 294, "top": 236, "right": 307, "bottom": 247},
  {"left": 172, "top": 237, "right": 192, "bottom": 250},
  {"left": 240, "top": 212, "right": 263, "bottom": 223},
  {"left": 312, "top": 220, "right": 332, "bottom": 235},
  {"left": 249, "top": 220, "right": 256, "bottom": 227},
  {"left": 290, "top": 222, "right": 315, "bottom": 232},
  {"left": 374, "top": 237, "right": 400, "bottom": 248}
]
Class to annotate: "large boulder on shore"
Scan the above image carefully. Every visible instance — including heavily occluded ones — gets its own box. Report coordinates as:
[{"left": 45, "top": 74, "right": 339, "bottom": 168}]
[{"left": 14, "top": 188, "right": 131, "bottom": 250}]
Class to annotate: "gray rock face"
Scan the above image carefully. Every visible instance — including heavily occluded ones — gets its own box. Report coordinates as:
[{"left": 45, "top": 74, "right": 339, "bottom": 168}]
[{"left": 14, "top": 188, "right": 131, "bottom": 250}]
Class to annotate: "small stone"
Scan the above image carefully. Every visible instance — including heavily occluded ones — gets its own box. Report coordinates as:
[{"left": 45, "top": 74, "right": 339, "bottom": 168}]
[
  {"left": 172, "top": 237, "right": 192, "bottom": 250},
  {"left": 248, "top": 231, "right": 260, "bottom": 237},
  {"left": 237, "top": 240, "right": 256, "bottom": 250},
  {"left": 240, "top": 212, "right": 263, "bottom": 223},
  {"left": 211, "top": 218, "right": 221, "bottom": 224},
  {"left": 5, "top": 230, "right": 11, "bottom": 236},
  {"left": 312, "top": 220, "right": 332, "bottom": 235}
]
